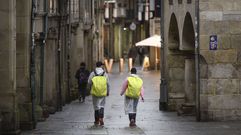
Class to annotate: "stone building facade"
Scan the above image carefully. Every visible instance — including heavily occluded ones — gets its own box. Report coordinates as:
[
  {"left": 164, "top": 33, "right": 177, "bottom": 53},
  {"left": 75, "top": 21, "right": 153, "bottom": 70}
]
[
  {"left": 161, "top": 0, "right": 241, "bottom": 121},
  {"left": 103, "top": 0, "right": 152, "bottom": 62},
  {"left": 0, "top": 0, "right": 102, "bottom": 134},
  {"left": 199, "top": 0, "right": 241, "bottom": 121}
]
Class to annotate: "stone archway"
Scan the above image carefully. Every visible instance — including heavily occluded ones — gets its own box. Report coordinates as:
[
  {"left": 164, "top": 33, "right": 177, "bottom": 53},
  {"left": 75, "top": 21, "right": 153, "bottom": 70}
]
[
  {"left": 168, "top": 13, "right": 180, "bottom": 50},
  {"left": 167, "top": 12, "right": 197, "bottom": 115},
  {"left": 167, "top": 13, "right": 186, "bottom": 111},
  {"left": 181, "top": 12, "right": 195, "bottom": 51},
  {"left": 179, "top": 12, "right": 196, "bottom": 115}
]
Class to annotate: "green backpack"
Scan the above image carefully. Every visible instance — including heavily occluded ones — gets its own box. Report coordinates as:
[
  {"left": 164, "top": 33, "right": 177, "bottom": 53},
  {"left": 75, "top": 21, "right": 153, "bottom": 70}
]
[{"left": 91, "top": 71, "right": 107, "bottom": 97}]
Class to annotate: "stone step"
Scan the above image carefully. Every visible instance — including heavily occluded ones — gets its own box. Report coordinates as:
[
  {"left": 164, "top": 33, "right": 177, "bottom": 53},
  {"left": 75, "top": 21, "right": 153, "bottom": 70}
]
[
  {"left": 169, "top": 93, "right": 185, "bottom": 99},
  {"left": 168, "top": 93, "right": 185, "bottom": 111},
  {"left": 182, "top": 103, "right": 195, "bottom": 107},
  {"left": 177, "top": 103, "right": 196, "bottom": 116}
]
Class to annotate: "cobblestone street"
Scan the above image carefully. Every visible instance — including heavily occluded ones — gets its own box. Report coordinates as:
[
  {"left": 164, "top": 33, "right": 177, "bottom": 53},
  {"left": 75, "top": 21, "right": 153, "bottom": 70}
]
[{"left": 22, "top": 65, "right": 241, "bottom": 135}]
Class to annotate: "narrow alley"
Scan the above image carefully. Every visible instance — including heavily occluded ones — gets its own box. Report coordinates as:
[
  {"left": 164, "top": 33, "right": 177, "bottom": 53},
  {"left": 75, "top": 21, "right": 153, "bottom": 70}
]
[
  {"left": 2, "top": 0, "right": 241, "bottom": 134},
  {"left": 22, "top": 64, "right": 241, "bottom": 135}
]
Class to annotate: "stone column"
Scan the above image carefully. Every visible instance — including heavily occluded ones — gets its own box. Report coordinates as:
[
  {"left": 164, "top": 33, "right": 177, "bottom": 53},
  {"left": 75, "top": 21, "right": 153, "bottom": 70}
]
[
  {"left": 45, "top": 37, "right": 57, "bottom": 113},
  {"left": 184, "top": 58, "right": 196, "bottom": 104},
  {"left": 71, "top": 25, "right": 84, "bottom": 93},
  {"left": 16, "top": 0, "right": 35, "bottom": 130},
  {"left": 0, "top": 0, "right": 20, "bottom": 134}
]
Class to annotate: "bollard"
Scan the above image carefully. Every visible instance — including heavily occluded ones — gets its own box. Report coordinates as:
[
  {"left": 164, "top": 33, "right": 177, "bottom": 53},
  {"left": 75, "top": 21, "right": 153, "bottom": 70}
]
[
  {"left": 142, "top": 56, "right": 150, "bottom": 71},
  {"left": 128, "top": 58, "right": 133, "bottom": 72},
  {"left": 104, "top": 59, "right": 113, "bottom": 73},
  {"left": 119, "top": 58, "right": 124, "bottom": 72}
]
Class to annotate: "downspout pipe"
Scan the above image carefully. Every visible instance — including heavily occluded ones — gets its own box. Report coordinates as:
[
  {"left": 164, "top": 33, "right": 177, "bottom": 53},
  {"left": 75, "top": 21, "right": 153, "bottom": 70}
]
[
  {"left": 195, "top": 0, "right": 201, "bottom": 121},
  {"left": 67, "top": 0, "right": 72, "bottom": 103},
  {"left": 30, "top": 0, "right": 37, "bottom": 127},
  {"left": 57, "top": 0, "right": 63, "bottom": 111},
  {"left": 159, "top": 0, "right": 168, "bottom": 111},
  {"left": 40, "top": 0, "right": 48, "bottom": 106}
]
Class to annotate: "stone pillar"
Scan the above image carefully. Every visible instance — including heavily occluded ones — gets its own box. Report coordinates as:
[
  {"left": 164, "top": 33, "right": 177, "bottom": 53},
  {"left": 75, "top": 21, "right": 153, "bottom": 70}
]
[
  {"left": 71, "top": 25, "right": 84, "bottom": 95},
  {"left": 0, "top": 0, "right": 20, "bottom": 134},
  {"left": 184, "top": 58, "right": 196, "bottom": 104},
  {"left": 16, "top": 0, "right": 35, "bottom": 130},
  {"left": 45, "top": 38, "right": 58, "bottom": 113},
  {"left": 128, "top": 58, "right": 133, "bottom": 72},
  {"left": 119, "top": 58, "right": 124, "bottom": 72}
]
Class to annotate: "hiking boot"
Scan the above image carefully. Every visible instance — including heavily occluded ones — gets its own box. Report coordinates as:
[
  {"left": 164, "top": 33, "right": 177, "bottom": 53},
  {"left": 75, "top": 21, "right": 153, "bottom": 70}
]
[
  {"left": 99, "top": 118, "right": 104, "bottom": 126},
  {"left": 94, "top": 120, "right": 99, "bottom": 126},
  {"left": 79, "top": 96, "right": 82, "bottom": 102},
  {"left": 129, "top": 119, "right": 136, "bottom": 127}
]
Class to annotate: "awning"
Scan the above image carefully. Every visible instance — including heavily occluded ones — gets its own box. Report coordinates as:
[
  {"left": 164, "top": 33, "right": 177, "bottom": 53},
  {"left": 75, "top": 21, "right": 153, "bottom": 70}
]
[
  {"left": 135, "top": 35, "right": 161, "bottom": 48},
  {"left": 135, "top": 35, "right": 161, "bottom": 70}
]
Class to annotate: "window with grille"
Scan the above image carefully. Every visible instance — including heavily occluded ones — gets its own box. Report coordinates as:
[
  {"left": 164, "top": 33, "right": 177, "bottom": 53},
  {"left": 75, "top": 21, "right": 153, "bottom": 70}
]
[
  {"left": 178, "top": 0, "right": 183, "bottom": 4},
  {"left": 49, "top": 0, "right": 57, "bottom": 14},
  {"left": 169, "top": 0, "right": 173, "bottom": 5}
]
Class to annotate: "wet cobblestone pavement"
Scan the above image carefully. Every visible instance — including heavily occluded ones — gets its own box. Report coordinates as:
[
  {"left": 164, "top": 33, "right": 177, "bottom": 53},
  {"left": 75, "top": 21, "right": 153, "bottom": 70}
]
[{"left": 23, "top": 65, "right": 241, "bottom": 135}]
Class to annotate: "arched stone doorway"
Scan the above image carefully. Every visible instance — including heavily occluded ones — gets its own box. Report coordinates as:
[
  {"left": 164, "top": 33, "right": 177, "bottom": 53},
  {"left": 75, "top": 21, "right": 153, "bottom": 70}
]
[
  {"left": 167, "top": 13, "right": 185, "bottom": 111},
  {"left": 179, "top": 12, "right": 196, "bottom": 115},
  {"left": 168, "top": 13, "right": 179, "bottom": 50},
  {"left": 167, "top": 12, "right": 196, "bottom": 115},
  {"left": 181, "top": 12, "right": 195, "bottom": 51}
]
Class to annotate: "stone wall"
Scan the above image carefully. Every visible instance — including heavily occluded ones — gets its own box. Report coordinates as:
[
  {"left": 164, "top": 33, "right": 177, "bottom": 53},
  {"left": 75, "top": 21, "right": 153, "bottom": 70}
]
[
  {"left": 70, "top": 25, "right": 85, "bottom": 99},
  {"left": 16, "top": 0, "right": 35, "bottom": 129},
  {"left": 200, "top": 0, "right": 241, "bottom": 120},
  {"left": 0, "top": 0, "right": 21, "bottom": 134}
]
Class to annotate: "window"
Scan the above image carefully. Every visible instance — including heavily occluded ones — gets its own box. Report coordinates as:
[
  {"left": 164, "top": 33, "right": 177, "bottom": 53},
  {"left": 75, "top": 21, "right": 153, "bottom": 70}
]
[
  {"left": 49, "top": 0, "right": 57, "bottom": 14},
  {"left": 169, "top": 0, "right": 173, "bottom": 5},
  {"left": 155, "top": 0, "right": 161, "bottom": 17},
  {"left": 178, "top": 0, "right": 183, "bottom": 4}
]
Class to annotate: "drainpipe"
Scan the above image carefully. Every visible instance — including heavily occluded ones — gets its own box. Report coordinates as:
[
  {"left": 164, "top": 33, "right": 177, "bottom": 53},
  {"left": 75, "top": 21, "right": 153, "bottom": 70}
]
[
  {"left": 39, "top": 34, "right": 45, "bottom": 106},
  {"left": 195, "top": 0, "right": 201, "bottom": 121},
  {"left": 67, "top": 0, "right": 72, "bottom": 103},
  {"left": 30, "top": 0, "right": 37, "bottom": 127},
  {"left": 57, "top": 0, "right": 63, "bottom": 111},
  {"left": 40, "top": 0, "right": 48, "bottom": 106},
  {"left": 159, "top": 0, "right": 168, "bottom": 111}
]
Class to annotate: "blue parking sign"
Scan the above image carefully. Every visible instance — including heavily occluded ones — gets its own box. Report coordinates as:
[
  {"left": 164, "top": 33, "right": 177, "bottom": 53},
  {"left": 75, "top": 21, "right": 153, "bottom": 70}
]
[{"left": 209, "top": 35, "right": 217, "bottom": 50}]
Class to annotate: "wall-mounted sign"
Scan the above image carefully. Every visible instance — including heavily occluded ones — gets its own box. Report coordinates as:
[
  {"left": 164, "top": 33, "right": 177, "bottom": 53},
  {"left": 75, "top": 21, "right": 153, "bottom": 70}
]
[
  {"left": 129, "top": 22, "right": 136, "bottom": 31},
  {"left": 209, "top": 35, "right": 217, "bottom": 50}
]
